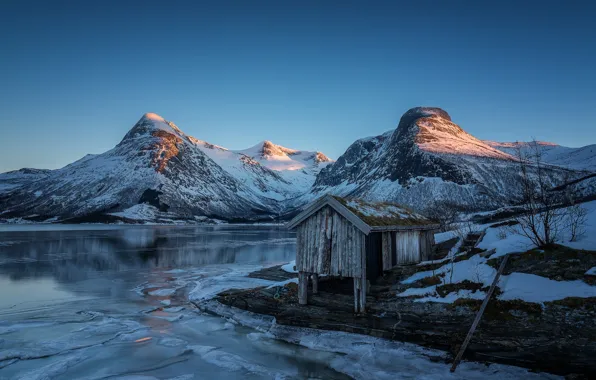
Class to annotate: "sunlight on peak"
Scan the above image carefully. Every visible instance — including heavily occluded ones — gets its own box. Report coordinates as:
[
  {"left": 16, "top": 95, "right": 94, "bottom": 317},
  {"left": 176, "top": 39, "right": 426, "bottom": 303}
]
[{"left": 143, "top": 112, "right": 165, "bottom": 121}]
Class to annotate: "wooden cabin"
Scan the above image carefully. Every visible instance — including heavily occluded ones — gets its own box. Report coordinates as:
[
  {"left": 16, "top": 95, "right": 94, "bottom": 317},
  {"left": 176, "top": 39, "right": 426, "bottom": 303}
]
[{"left": 286, "top": 195, "right": 439, "bottom": 312}]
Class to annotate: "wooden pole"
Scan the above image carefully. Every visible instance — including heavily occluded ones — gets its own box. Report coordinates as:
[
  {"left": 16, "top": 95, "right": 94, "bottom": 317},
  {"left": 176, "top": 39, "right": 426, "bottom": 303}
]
[
  {"left": 353, "top": 277, "right": 361, "bottom": 313},
  {"left": 450, "top": 254, "right": 509, "bottom": 372},
  {"left": 311, "top": 274, "right": 319, "bottom": 294},
  {"left": 298, "top": 271, "right": 308, "bottom": 305}
]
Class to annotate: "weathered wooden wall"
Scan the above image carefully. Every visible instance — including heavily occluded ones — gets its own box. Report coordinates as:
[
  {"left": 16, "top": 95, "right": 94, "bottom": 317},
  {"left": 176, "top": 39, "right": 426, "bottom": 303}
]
[
  {"left": 296, "top": 206, "right": 364, "bottom": 277},
  {"left": 395, "top": 231, "right": 421, "bottom": 264},
  {"left": 419, "top": 230, "right": 435, "bottom": 262}
]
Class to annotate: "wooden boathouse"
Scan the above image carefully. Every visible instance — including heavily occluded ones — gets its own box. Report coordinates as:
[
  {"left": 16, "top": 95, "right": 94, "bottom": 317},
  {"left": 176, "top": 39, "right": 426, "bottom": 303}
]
[{"left": 286, "top": 195, "right": 439, "bottom": 312}]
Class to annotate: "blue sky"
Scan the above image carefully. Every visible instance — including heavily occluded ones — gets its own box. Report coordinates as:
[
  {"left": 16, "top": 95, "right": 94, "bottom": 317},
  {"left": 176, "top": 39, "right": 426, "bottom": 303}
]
[{"left": 1, "top": 0, "right": 595, "bottom": 172}]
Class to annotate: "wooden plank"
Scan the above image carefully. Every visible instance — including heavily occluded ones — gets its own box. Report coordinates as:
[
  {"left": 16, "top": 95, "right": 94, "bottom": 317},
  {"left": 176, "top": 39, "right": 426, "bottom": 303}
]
[
  {"left": 391, "top": 231, "right": 397, "bottom": 267},
  {"left": 381, "top": 232, "right": 391, "bottom": 271},
  {"left": 310, "top": 214, "right": 318, "bottom": 272},
  {"left": 450, "top": 255, "right": 510, "bottom": 372},
  {"left": 354, "top": 227, "right": 360, "bottom": 277},
  {"left": 296, "top": 224, "right": 303, "bottom": 271},
  {"left": 347, "top": 225, "right": 354, "bottom": 278},
  {"left": 311, "top": 273, "right": 319, "bottom": 294},
  {"left": 340, "top": 219, "right": 346, "bottom": 277},
  {"left": 330, "top": 212, "right": 340, "bottom": 275},
  {"left": 302, "top": 218, "right": 308, "bottom": 272},
  {"left": 298, "top": 271, "right": 308, "bottom": 305},
  {"left": 317, "top": 207, "right": 327, "bottom": 273},
  {"left": 360, "top": 233, "right": 367, "bottom": 312},
  {"left": 323, "top": 208, "right": 333, "bottom": 273}
]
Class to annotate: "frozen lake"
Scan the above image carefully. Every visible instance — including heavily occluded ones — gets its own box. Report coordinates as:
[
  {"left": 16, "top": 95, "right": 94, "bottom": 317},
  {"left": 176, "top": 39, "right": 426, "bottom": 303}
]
[
  {"left": 0, "top": 225, "right": 559, "bottom": 380},
  {"left": 0, "top": 225, "right": 351, "bottom": 379}
]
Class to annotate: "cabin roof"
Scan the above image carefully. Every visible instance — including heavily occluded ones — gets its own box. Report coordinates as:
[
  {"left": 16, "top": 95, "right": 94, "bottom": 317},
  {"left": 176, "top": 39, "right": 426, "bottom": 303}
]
[{"left": 286, "top": 195, "right": 439, "bottom": 234}]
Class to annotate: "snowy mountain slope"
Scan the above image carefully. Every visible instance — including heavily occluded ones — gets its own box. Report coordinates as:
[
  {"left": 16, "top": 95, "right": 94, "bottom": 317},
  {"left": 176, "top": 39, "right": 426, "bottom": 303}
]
[
  {"left": 234, "top": 140, "right": 333, "bottom": 194},
  {"left": 0, "top": 168, "right": 51, "bottom": 194},
  {"left": 191, "top": 139, "right": 332, "bottom": 200},
  {"left": 311, "top": 107, "right": 583, "bottom": 212},
  {"left": 0, "top": 113, "right": 286, "bottom": 222},
  {"left": 485, "top": 141, "right": 596, "bottom": 172}
]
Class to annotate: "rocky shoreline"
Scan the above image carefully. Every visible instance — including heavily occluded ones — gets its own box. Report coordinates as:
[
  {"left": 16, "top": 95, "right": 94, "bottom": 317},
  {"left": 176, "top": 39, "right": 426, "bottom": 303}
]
[{"left": 202, "top": 264, "right": 595, "bottom": 378}]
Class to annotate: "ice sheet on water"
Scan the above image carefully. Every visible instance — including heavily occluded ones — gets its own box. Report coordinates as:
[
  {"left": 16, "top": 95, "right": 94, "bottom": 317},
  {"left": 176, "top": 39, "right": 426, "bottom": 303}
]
[
  {"left": 187, "top": 344, "right": 296, "bottom": 378},
  {"left": 164, "top": 306, "right": 185, "bottom": 313},
  {"left": 187, "top": 265, "right": 272, "bottom": 302},
  {"left": 13, "top": 352, "right": 89, "bottom": 380},
  {"left": 148, "top": 288, "right": 176, "bottom": 296}
]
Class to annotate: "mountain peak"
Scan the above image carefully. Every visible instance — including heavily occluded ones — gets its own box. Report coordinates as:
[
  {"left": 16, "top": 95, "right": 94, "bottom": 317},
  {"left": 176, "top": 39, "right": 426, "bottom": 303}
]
[
  {"left": 141, "top": 112, "right": 167, "bottom": 123},
  {"left": 399, "top": 107, "right": 452, "bottom": 126},
  {"left": 261, "top": 141, "right": 298, "bottom": 157},
  {"left": 313, "top": 152, "right": 332, "bottom": 163},
  {"left": 393, "top": 106, "right": 514, "bottom": 160},
  {"left": 121, "top": 113, "right": 183, "bottom": 143}
]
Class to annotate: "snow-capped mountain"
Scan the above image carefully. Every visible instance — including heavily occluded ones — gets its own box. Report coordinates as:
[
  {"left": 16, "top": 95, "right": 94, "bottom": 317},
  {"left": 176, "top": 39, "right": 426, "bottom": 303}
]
[
  {"left": 485, "top": 141, "right": 596, "bottom": 172},
  {"left": 2, "top": 107, "right": 594, "bottom": 223},
  {"left": 191, "top": 139, "right": 332, "bottom": 201},
  {"left": 235, "top": 141, "right": 332, "bottom": 193},
  {"left": 0, "top": 113, "right": 330, "bottom": 222},
  {"left": 310, "top": 107, "right": 584, "bottom": 211}
]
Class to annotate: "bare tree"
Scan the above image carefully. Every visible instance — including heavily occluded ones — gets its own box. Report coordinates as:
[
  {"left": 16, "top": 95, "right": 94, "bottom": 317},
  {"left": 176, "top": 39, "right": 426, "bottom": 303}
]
[
  {"left": 512, "top": 141, "right": 566, "bottom": 248},
  {"left": 566, "top": 203, "right": 588, "bottom": 242},
  {"left": 422, "top": 200, "right": 460, "bottom": 232}
]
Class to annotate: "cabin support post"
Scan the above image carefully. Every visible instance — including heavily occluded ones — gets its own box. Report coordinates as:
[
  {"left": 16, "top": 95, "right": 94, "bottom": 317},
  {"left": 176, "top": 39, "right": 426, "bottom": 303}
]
[
  {"left": 353, "top": 277, "right": 361, "bottom": 313},
  {"left": 311, "top": 274, "right": 319, "bottom": 294},
  {"left": 298, "top": 271, "right": 308, "bottom": 305},
  {"left": 359, "top": 273, "right": 366, "bottom": 312}
]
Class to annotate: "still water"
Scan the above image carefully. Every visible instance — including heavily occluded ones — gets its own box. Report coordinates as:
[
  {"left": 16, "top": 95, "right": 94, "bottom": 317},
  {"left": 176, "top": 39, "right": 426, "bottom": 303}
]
[{"left": 0, "top": 225, "right": 349, "bottom": 379}]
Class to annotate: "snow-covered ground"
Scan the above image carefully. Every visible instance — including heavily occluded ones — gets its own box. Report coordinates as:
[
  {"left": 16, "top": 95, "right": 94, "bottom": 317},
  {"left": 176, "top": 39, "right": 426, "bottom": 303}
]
[
  {"left": 478, "top": 200, "right": 596, "bottom": 256},
  {"left": 398, "top": 200, "right": 596, "bottom": 304}
]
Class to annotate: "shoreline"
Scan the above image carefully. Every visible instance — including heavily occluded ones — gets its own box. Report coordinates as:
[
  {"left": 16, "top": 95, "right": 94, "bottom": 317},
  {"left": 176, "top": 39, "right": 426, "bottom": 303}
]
[{"left": 194, "top": 263, "right": 594, "bottom": 378}]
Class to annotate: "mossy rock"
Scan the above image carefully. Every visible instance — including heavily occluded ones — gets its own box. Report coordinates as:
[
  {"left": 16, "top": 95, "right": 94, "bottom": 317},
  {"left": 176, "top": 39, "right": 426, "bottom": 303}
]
[
  {"left": 486, "top": 245, "right": 596, "bottom": 282},
  {"left": 436, "top": 280, "right": 483, "bottom": 297},
  {"left": 420, "top": 275, "right": 442, "bottom": 286},
  {"left": 545, "top": 296, "right": 596, "bottom": 310}
]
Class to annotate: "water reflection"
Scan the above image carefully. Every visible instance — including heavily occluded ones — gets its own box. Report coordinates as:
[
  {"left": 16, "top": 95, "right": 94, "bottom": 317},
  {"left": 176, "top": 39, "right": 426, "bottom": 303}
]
[{"left": 0, "top": 225, "right": 295, "bottom": 286}]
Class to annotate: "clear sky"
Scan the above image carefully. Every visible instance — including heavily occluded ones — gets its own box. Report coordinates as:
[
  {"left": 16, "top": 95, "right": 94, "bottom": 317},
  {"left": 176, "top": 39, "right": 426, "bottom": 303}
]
[{"left": 1, "top": 0, "right": 595, "bottom": 172}]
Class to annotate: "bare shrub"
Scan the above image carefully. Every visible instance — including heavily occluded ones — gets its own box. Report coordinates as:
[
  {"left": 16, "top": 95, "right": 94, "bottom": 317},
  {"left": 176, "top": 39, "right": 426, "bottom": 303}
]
[
  {"left": 422, "top": 200, "right": 460, "bottom": 232},
  {"left": 566, "top": 203, "right": 588, "bottom": 242},
  {"left": 512, "top": 141, "right": 566, "bottom": 248},
  {"left": 496, "top": 227, "right": 508, "bottom": 240}
]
